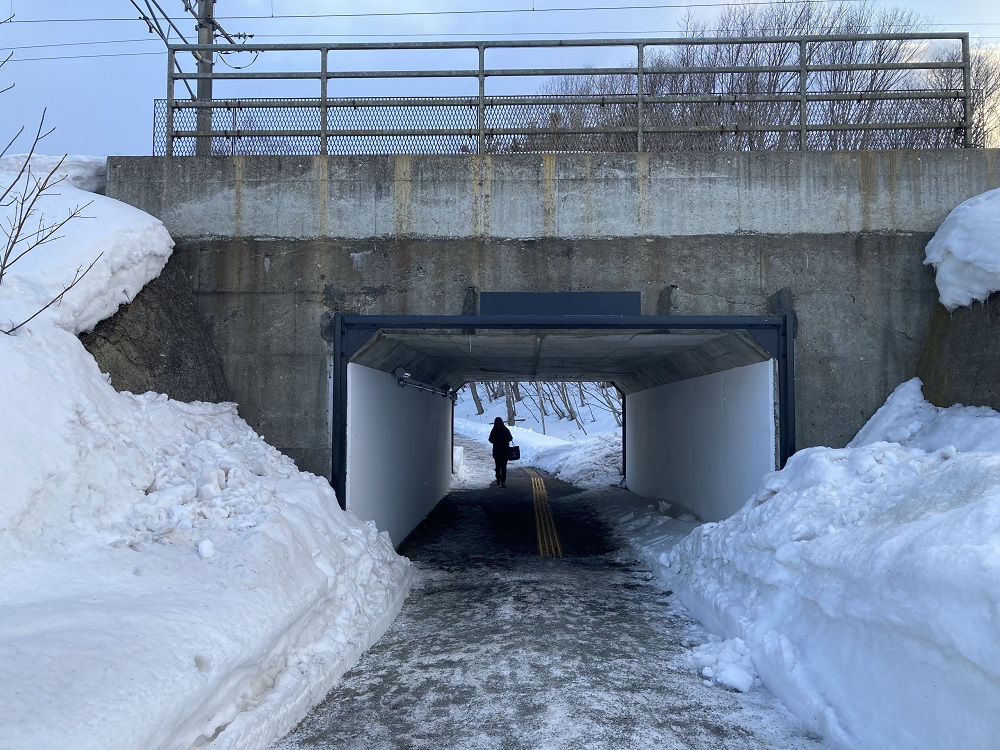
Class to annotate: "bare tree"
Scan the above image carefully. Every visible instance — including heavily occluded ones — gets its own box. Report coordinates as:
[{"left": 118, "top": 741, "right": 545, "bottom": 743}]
[
  {"left": 468, "top": 381, "right": 485, "bottom": 415},
  {"left": 466, "top": 379, "right": 623, "bottom": 432},
  {"left": 534, "top": 381, "right": 546, "bottom": 435},
  {"left": 532, "top": 0, "right": 995, "bottom": 151},
  {"left": 921, "top": 44, "right": 1000, "bottom": 148}
]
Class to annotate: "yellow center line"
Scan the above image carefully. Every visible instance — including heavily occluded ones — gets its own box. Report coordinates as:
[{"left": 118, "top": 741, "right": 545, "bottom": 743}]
[{"left": 525, "top": 467, "right": 563, "bottom": 559}]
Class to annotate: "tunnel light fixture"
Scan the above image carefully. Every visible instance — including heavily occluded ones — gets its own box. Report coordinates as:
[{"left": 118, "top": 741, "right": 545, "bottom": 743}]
[{"left": 393, "top": 366, "right": 457, "bottom": 402}]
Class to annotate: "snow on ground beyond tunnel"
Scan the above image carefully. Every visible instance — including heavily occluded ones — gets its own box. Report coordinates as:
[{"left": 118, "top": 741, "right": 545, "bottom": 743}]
[{"left": 0, "top": 156, "right": 411, "bottom": 750}]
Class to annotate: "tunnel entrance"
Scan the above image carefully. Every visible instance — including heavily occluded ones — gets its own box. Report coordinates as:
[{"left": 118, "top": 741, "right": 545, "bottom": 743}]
[{"left": 324, "top": 312, "right": 794, "bottom": 546}]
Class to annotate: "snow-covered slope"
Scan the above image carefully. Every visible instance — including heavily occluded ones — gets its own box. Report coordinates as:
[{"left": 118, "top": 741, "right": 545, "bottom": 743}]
[{"left": 0, "top": 156, "right": 411, "bottom": 750}]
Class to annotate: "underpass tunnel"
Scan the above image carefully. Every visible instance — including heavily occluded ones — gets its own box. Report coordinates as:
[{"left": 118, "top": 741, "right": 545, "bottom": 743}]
[{"left": 329, "top": 314, "right": 794, "bottom": 548}]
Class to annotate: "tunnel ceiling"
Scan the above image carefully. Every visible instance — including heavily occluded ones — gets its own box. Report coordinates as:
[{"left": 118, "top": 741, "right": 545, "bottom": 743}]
[{"left": 349, "top": 328, "right": 772, "bottom": 395}]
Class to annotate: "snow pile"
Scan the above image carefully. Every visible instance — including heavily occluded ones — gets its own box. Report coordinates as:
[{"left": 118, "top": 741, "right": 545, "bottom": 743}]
[
  {"left": 0, "top": 158, "right": 411, "bottom": 749},
  {"left": 687, "top": 636, "right": 759, "bottom": 693},
  {"left": 924, "top": 186, "right": 1000, "bottom": 311},
  {"left": 531, "top": 433, "right": 623, "bottom": 488},
  {"left": 0, "top": 155, "right": 163, "bottom": 335},
  {"left": 609, "top": 497, "right": 701, "bottom": 554},
  {"left": 0, "top": 154, "right": 107, "bottom": 194},
  {"left": 624, "top": 378, "right": 1000, "bottom": 750}
]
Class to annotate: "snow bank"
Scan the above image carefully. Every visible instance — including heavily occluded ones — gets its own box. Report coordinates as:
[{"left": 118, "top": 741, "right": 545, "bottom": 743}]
[
  {"left": 531, "top": 433, "right": 624, "bottom": 488},
  {"left": 687, "top": 636, "right": 759, "bottom": 693},
  {"left": 924, "top": 187, "right": 1000, "bottom": 311},
  {"left": 627, "top": 378, "right": 1000, "bottom": 750},
  {"left": 0, "top": 158, "right": 411, "bottom": 749},
  {"left": 0, "top": 155, "right": 167, "bottom": 335},
  {"left": 0, "top": 154, "right": 107, "bottom": 194}
]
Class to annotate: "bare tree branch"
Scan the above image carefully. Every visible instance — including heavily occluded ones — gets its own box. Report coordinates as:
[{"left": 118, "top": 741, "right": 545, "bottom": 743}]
[
  {"left": 1, "top": 15, "right": 99, "bottom": 335},
  {"left": 2, "top": 253, "right": 104, "bottom": 335},
  {"left": 0, "top": 108, "right": 56, "bottom": 209}
]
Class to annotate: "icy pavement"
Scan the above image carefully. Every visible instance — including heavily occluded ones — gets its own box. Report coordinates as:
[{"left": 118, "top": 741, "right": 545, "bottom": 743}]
[{"left": 273, "top": 440, "right": 826, "bottom": 750}]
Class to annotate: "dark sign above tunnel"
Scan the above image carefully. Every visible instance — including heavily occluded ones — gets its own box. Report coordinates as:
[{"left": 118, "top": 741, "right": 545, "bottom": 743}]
[{"left": 479, "top": 292, "right": 642, "bottom": 317}]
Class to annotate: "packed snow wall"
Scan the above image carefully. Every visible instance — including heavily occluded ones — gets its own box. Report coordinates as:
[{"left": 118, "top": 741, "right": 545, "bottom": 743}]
[
  {"left": 346, "top": 363, "right": 453, "bottom": 545},
  {"left": 625, "top": 361, "right": 777, "bottom": 521}
]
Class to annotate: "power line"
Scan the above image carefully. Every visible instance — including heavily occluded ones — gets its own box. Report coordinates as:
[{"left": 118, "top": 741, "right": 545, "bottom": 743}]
[
  {"left": 7, "top": 32, "right": 998, "bottom": 61},
  {"left": 0, "top": 0, "right": 905, "bottom": 24},
  {"left": 4, "top": 22, "right": 999, "bottom": 52},
  {"left": 0, "top": 38, "right": 161, "bottom": 51},
  {"left": 4, "top": 50, "right": 164, "bottom": 62},
  {"left": 4, "top": 26, "right": 999, "bottom": 55},
  {"left": 4, "top": 22, "right": 1000, "bottom": 54}
]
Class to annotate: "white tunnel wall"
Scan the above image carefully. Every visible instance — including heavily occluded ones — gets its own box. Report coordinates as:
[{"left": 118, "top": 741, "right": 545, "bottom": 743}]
[
  {"left": 346, "top": 363, "right": 453, "bottom": 547},
  {"left": 625, "top": 360, "right": 777, "bottom": 522}
]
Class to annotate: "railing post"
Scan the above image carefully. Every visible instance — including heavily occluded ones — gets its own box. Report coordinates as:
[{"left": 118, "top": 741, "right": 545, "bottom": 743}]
[
  {"left": 478, "top": 45, "right": 486, "bottom": 155},
  {"left": 798, "top": 39, "right": 808, "bottom": 150},
  {"left": 961, "top": 33, "right": 973, "bottom": 148},
  {"left": 166, "top": 48, "right": 175, "bottom": 157},
  {"left": 636, "top": 43, "right": 645, "bottom": 153},
  {"left": 320, "top": 47, "right": 329, "bottom": 156}
]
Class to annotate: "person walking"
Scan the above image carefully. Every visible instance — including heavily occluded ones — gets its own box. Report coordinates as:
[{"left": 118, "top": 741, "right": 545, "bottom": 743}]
[{"left": 488, "top": 416, "right": 513, "bottom": 488}]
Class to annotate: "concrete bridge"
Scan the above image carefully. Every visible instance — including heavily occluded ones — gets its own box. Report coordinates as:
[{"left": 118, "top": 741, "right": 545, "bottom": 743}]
[{"left": 106, "top": 149, "right": 999, "bottom": 545}]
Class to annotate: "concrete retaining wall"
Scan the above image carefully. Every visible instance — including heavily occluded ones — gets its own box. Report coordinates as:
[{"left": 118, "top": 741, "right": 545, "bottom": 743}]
[
  {"left": 346, "top": 363, "right": 452, "bottom": 545},
  {"left": 626, "top": 361, "right": 777, "bottom": 521},
  {"left": 106, "top": 151, "right": 1000, "bottom": 478}
]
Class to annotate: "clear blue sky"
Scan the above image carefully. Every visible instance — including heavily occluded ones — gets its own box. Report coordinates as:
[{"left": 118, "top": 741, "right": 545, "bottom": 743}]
[{"left": 2, "top": 0, "right": 998, "bottom": 156}]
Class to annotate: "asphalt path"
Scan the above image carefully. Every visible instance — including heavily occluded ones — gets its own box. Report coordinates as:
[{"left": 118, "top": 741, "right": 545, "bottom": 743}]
[{"left": 274, "top": 440, "right": 827, "bottom": 750}]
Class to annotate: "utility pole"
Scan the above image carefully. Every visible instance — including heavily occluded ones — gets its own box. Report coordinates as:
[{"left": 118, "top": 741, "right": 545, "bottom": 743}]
[{"left": 195, "top": 0, "right": 215, "bottom": 156}]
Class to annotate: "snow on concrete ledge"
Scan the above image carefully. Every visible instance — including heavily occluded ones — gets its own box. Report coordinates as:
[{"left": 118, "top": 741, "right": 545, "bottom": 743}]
[{"left": 925, "top": 186, "right": 1000, "bottom": 311}]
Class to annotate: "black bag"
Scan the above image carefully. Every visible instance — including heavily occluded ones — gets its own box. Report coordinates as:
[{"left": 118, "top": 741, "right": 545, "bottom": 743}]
[{"left": 508, "top": 445, "right": 520, "bottom": 461}]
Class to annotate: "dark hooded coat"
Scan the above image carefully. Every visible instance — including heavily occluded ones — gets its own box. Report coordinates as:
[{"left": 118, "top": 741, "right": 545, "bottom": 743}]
[{"left": 488, "top": 419, "right": 513, "bottom": 460}]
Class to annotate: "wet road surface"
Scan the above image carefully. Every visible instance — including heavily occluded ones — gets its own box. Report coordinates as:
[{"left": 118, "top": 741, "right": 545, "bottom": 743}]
[{"left": 274, "top": 450, "right": 827, "bottom": 749}]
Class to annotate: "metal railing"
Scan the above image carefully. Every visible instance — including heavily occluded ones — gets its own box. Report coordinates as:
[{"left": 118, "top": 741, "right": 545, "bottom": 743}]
[{"left": 156, "top": 35, "right": 973, "bottom": 156}]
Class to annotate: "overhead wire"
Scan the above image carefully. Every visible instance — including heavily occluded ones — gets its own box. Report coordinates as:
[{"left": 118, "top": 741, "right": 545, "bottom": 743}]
[
  {"left": 3, "top": 50, "right": 165, "bottom": 62},
  {"left": 125, "top": 0, "right": 196, "bottom": 97},
  {"left": 3, "top": 0, "right": 998, "bottom": 62},
  {"left": 0, "top": 0, "right": 937, "bottom": 24}
]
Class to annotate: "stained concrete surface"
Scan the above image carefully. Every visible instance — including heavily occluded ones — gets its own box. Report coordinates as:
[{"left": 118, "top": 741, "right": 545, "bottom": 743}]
[
  {"left": 107, "top": 152, "right": 1000, "bottom": 478},
  {"left": 273, "top": 441, "right": 827, "bottom": 750}
]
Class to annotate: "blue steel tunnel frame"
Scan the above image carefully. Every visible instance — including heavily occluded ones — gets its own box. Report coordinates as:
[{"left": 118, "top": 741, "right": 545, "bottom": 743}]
[{"left": 325, "top": 313, "right": 795, "bottom": 511}]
